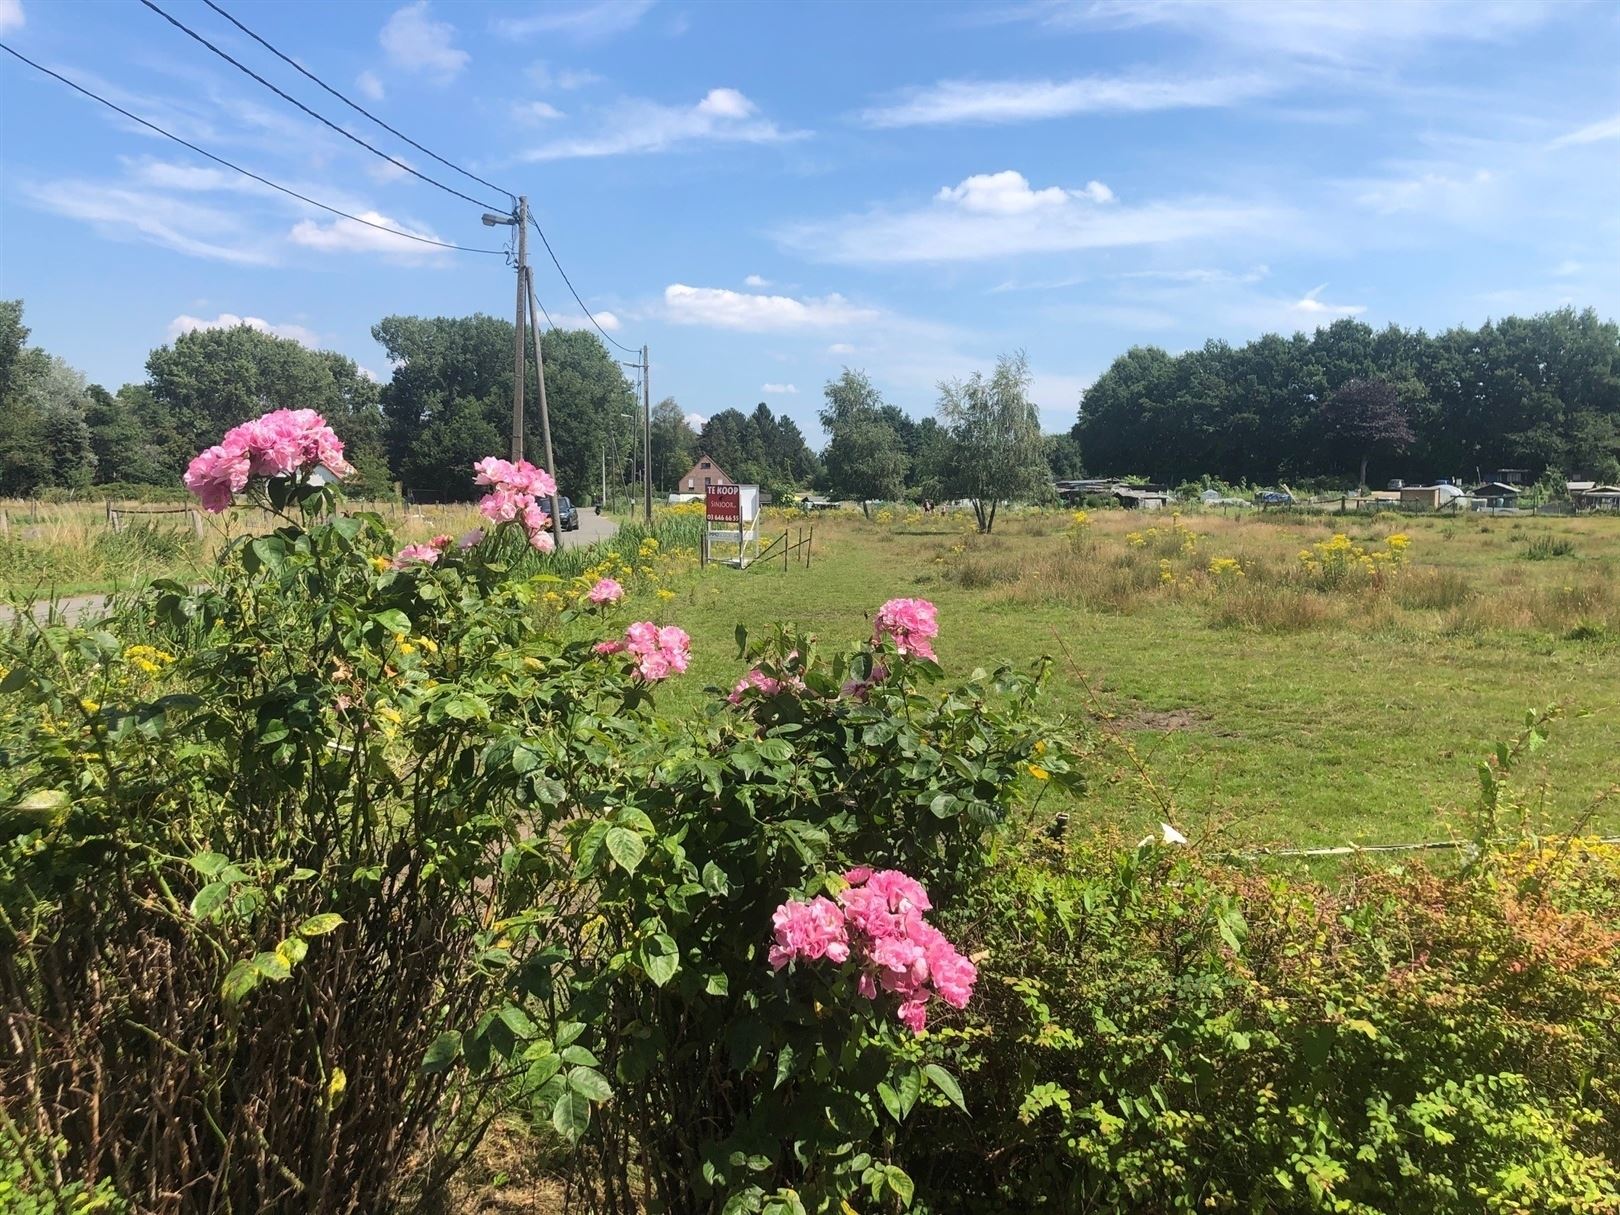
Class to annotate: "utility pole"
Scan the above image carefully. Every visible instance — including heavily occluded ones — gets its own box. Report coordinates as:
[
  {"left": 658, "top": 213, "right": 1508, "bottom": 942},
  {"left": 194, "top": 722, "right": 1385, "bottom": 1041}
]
[
  {"left": 524, "top": 266, "right": 564, "bottom": 550},
  {"left": 511, "top": 196, "right": 528, "bottom": 462},
  {"left": 642, "top": 344, "right": 653, "bottom": 521}
]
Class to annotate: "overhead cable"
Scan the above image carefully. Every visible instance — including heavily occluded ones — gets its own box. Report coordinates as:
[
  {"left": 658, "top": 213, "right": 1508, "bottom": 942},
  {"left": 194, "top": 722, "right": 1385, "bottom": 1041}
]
[
  {"left": 199, "top": 0, "right": 514, "bottom": 204},
  {"left": 0, "top": 42, "right": 504, "bottom": 255},
  {"left": 138, "top": 0, "right": 506, "bottom": 212}
]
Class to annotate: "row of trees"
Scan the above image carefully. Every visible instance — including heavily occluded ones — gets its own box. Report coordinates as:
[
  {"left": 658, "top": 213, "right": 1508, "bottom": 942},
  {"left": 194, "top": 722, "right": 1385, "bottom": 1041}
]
[
  {"left": 650, "top": 399, "right": 818, "bottom": 500},
  {"left": 1075, "top": 308, "right": 1620, "bottom": 486}
]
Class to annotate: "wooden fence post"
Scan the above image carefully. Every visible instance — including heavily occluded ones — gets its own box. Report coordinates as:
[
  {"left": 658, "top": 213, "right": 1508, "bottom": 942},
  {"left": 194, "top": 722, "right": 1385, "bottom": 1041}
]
[{"left": 189, "top": 509, "right": 205, "bottom": 540}]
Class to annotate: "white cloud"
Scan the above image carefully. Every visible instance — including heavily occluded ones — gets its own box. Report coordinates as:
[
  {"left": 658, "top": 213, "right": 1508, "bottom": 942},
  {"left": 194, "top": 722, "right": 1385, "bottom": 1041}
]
[
  {"left": 664, "top": 284, "right": 880, "bottom": 332},
  {"left": 744, "top": 274, "right": 771, "bottom": 287},
  {"left": 356, "top": 70, "right": 385, "bottom": 101},
  {"left": 496, "top": 0, "right": 655, "bottom": 41},
  {"left": 546, "top": 309, "right": 622, "bottom": 333},
  {"left": 22, "top": 179, "right": 275, "bottom": 265},
  {"left": 781, "top": 170, "right": 1277, "bottom": 264},
  {"left": 1038, "top": 0, "right": 1553, "bottom": 63},
  {"left": 168, "top": 313, "right": 321, "bottom": 347},
  {"left": 685, "top": 412, "right": 708, "bottom": 428},
  {"left": 1290, "top": 284, "right": 1365, "bottom": 317},
  {"left": 528, "top": 63, "right": 605, "bottom": 90},
  {"left": 1354, "top": 168, "right": 1494, "bottom": 216},
  {"left": 357, "top": 365, "right": 382, "bottom": 382},
  {"left": 521, "top": 88, "right": 802, "bottom": 160},
  {"left": 380, "top": 2, "right": 468, "bottom": 81},
  {"left": 860, "top": 72, "right": 1273, "bottom": 127},
  {"left": 934, "top": 170, "right": 1112, "bottom": 215},
  {"left": 827, "top": 343, "right": 857, "bottom": 355},
  {"left": 1550, "top": 112, "right": 1620, "bottom": 149},
  {"left": 515, "top": 100, "right": 565, "bottom": 122},
  {"left": 0, "top": 0, "right": 24, "bottom": 34},
  {"left": 288, "top": 210, "right": 452, "bottom": 261},
  {"left": 761, "top": 383, "right": 798, "bottom": 395}
]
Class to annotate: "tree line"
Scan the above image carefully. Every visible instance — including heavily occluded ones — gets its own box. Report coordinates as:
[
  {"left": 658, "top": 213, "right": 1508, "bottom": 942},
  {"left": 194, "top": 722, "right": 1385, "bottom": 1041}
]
[
  {"left": 1075, "top": 308, "right": 1620, "bottom": 487},
  {"left": 6, "top": 297, "right": 1615, "bottom": 506}
]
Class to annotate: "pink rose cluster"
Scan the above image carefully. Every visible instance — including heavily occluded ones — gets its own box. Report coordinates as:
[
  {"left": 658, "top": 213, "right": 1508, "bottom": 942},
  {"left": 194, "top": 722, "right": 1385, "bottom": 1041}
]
[
  {"left": 596, "top": 621, "right": 691, "bottom": 682},
  {"left": 770, "top": 867, "right": 976, "bottom": 1034},
  {"left": 586, "top": 577, "right": 624, "bottom": 605},
  {"left": 873, "top": 597, "right": 938, "bottom": 660},
  {"left": 183, "top": 408, "right": 354, "bottom": 512},
  {"left": 473, "top": 457, "right": 559, "bottom": 553},
  {"left": 391, "top": 534, "right": 454, "bottom": 570},
  {"left": 727, "top": 664, "right": 806, "bottom": 704}
]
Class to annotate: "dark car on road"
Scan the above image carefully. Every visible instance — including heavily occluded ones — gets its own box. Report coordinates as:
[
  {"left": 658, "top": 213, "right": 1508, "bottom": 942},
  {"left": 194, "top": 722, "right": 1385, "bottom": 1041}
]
[
  {"left": 556, "top": 495, "right": 579, "bottom": 530},
  {"left": 1255, "top": 490, "right": 1294, "bottom": 505}
]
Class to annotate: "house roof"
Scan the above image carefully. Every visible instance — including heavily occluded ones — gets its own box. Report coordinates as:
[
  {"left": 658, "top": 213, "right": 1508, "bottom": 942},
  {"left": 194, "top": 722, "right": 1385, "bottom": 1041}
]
[
  {"left": 1473, "top": 482, "right": 1522, "bottom": 495},
  {"left": 1579, "top": 485, "right": 1620, "bottom": 496}
]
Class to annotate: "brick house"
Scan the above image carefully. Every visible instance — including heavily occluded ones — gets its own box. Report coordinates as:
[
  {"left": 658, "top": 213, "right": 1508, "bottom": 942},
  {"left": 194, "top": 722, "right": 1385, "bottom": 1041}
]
[{"left": 678, "top": 454, "right": 733, "bottom": 494}]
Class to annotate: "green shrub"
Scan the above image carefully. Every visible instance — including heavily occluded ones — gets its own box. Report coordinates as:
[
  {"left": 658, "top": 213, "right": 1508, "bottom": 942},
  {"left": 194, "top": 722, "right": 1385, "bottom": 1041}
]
[{"left": 1524, "top": 534, "right": 1578, "bottom": 560}]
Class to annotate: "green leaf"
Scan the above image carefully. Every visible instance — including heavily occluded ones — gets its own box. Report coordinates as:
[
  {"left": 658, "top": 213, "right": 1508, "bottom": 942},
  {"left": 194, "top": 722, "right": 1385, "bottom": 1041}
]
[
  {"left": 275, "top": 937, "right": 309, "bottom": 968},
  {"left": 552, "top": 1088, "right": 591, "bottom": 1142},
  {"left": 298, "top": 913, "right": 344, "bottom": 937},
  {"left": 605, "top": 827, "right": 647, "bottom": 874},
  {"left": 567, "top": 1065, "right": 612, "bottom": 1102},
  {"left": 721, "top": 1187, "right": 764, "bottom": 1215},
  {"left": 894, "top": 1065, "right": 922, "bottom": 1119},
  {"left": 249, "top": 951, "right": 291, "bottom": 982},
  {"left": 221, "top": 959, "right": 259, "bottom": 1003},
  {"left": 190, "top": 881, "right": 235, "bottom": 920},
  {"left": 498, "top": 1003, "right": 535, "bottom": 1039},
  {"left": 885, "top": 1165, "right": 915, "bottom": 1207},
  {"left": 374, "top": 608, "right": 412, "bottom": 635},
  {"left": 702, "top": 860, "right": 729, "bottom": 895},
  {"left": 188, "top": 851, "right": 229, "bottom": 877},
  {"left": 560, "top": 1044, "right": 599, "bottom": 1067},
  {"left": 704, "top": 972, "right": 729, "bottom": 996},
  {"left": 642, "top": 934, "right": 680, "bottom": 987},
  {"left": 924, "top": 1064, "right": 968, "bottom": 1113},
  {"left": 877, "top": 1081, "right": 902, "bottom": 1123},
  {"left": 422, "top": 1031, "right": 463, "bottom": 1075},
  {"left": 734, "top": 623, "right": 748, "bottom": 658}
]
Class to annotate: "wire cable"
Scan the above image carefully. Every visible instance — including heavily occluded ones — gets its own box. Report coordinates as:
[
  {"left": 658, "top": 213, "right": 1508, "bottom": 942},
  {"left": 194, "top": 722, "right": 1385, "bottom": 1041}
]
[
  {"left": 138, "top": 0, "right": 506, "bottom": 212},
  {"left": 523, "top": 267, "right": 559, "bottom": 331},
  {"left": 0, "top": 42, "right": 505, "bottom": 255},
  {"left": 528, "top": 213, "right": 637, "bottom": 354},
  {"left": 199, "top": 0, "right": 513, "bottom": 205}
]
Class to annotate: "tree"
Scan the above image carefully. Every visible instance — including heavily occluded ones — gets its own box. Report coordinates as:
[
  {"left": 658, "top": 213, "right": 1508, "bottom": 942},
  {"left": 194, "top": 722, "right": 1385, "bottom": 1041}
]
[
  {"left": 84, "top": 385, "right": 171, "bottom": 485},
  {"left": 936, "top": 352, "right": 1048, "bottom": 534},
  {"left": 1044, "top": 432, "right": 1084, "bottom": 480},
  {"left": 818, "top": 370, "right": 907, "bottom": 515},
  {"left": 374, "top": 314, "right": 635, "bottom": 501},
  {"left": 1320, "top": 377, "right": 1414, "bottom": 491},
  {"left": 650, "top": 397, "right": 698, "bottom": 492}
]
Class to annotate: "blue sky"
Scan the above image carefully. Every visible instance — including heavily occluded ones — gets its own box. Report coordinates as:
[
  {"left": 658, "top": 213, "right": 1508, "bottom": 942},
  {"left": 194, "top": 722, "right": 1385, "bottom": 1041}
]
[{"left": 2, "top": 0, "right": 1618, "bottom": 440}]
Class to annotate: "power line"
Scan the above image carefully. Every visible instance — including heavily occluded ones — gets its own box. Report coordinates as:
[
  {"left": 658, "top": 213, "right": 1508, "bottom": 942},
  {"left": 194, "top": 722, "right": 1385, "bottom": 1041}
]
[
  {"left": 0, "top": 42, "right": 505, "bottom": 255},
  {"left": 199, "top": 0, "right": 513, "bottom": 205},
  {"left": 528, "top": 213, "right": 637, "bottom": 354},
  {"left": 138, "top": 0, "right": 505, "bottom": 212}
]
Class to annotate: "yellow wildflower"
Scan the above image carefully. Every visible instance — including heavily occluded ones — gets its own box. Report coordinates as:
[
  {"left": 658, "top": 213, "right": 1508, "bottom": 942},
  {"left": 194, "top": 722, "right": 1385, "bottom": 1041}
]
[
  {"left": 414, "top": 636, "right": 439, "bottom": 654},
  {"left": 370, "top": 556, "right": 391, "bottom": 573},
  {"left": 657, "top": 589, "right": 676, "bottom": 601},
  {"left": 80, "top": 698, "right": 100, "bottom": 714},
  {"left": 1027, "top": 764, "right": 1050, "bottom": 781},
  {"left": 376, "top": 705, "right": 402, "bottom": 726}
]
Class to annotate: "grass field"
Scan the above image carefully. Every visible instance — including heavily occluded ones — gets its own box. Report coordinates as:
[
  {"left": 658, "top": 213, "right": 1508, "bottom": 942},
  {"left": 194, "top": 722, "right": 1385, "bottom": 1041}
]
[
  {"left": 655, "top": 506, "right": 1620, "bottom": 849},
  {"left": 0, "top": 498, "right": 489, "bottom": 598}
]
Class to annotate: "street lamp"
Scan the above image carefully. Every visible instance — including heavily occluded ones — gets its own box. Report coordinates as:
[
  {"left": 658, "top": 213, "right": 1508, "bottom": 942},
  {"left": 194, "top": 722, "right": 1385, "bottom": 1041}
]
[{"left": 481, "top": 212, "right": 516, "bottom": 227}]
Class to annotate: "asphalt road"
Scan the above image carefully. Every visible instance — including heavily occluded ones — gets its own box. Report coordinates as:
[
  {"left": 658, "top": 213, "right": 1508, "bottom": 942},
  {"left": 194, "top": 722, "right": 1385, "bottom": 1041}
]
[{"left": 1, "top": 514, "right": 621, "bottom": 628}]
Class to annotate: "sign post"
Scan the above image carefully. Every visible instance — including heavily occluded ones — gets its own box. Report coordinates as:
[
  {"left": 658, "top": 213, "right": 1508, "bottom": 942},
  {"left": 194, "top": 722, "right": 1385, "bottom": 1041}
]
[{"left": 705, "top": 484, "right": 761, "bottom": 567}]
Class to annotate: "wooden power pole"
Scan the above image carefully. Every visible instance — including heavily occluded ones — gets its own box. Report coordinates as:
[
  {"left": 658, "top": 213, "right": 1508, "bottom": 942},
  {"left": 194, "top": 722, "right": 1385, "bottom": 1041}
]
[
  {"left": 511, "top": 195, "right": 528, "bottom": 463},
  {"left": 642, "top": 344, "right": 652, "bottom": 521},
  {"left": 523, "top": 266, "right": 564, "bottom": 550}
]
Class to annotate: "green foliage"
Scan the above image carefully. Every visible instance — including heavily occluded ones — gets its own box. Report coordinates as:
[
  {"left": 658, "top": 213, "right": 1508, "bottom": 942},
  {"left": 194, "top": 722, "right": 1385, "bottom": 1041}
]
[
  {"left": 545, "top": 623, "right": 1082, "bottom": 1213},
  {"left": 819, "top": 370, "right": 908, "bottom": 510},
  {"left": 937, "top": 351, "right": 1050, "bottom": 533},
  {"left": 0, "top": 477, "right": 651, "bottom": 1207},
  {"left": 1077, "top": 308, "right": 1620, "bottom": 485},
  {"left": 697, "top": 403, "right": 820, "bottom": 497},
  {"left": 899, "top": 718, "right": 1620, "bottom": 1213}
]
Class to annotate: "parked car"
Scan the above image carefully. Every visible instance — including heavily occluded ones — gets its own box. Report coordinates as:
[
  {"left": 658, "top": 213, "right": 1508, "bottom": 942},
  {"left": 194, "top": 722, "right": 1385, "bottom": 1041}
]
[
  {"left": 556, "top": 495, "right": 579, "bottom": 530},
  {"left": 1255, "top": 490, "right": 1294, "bottom": 505}
]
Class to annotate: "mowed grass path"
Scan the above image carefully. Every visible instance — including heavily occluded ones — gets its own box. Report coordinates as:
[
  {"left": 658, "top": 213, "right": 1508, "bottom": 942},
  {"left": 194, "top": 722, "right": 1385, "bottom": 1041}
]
[{"left": 656, "top": 510, "right": 1620, "bottom": 849}]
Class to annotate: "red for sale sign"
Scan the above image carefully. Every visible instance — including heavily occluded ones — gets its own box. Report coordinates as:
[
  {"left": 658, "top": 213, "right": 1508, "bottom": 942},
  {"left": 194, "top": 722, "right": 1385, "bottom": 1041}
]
[{"left": 705, "top": 484, "right": 741, "bottom": 522}]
